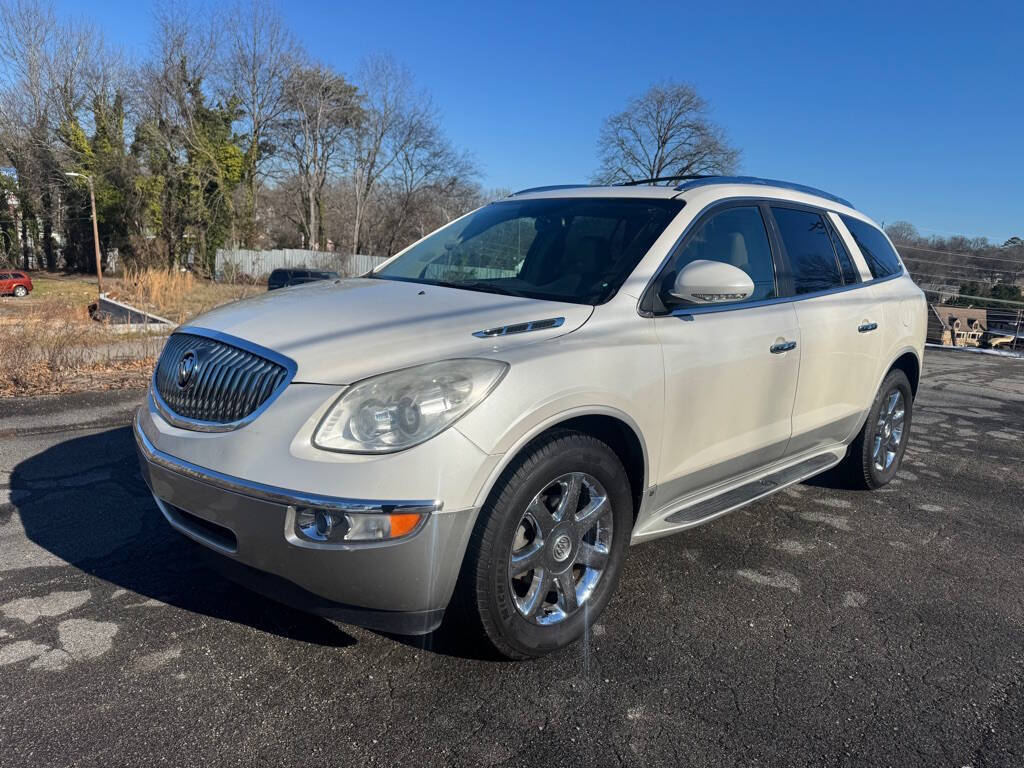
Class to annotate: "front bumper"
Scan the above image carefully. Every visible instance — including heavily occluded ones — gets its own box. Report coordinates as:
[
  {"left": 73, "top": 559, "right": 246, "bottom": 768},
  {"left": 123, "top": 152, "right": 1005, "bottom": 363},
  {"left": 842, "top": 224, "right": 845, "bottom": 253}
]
[{"left": 134, "top": 413, "right": 476, "bottom": 635}]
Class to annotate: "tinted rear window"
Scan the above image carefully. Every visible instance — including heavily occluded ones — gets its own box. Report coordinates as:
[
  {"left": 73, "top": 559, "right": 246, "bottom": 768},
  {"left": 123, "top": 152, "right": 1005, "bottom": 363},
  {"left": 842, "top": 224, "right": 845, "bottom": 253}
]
[
  {"left": 771, "top": 207, "right": 843, "bottom": 294},
  {"left": 840, "top": 215, "right": 902, "bottom": 278}
]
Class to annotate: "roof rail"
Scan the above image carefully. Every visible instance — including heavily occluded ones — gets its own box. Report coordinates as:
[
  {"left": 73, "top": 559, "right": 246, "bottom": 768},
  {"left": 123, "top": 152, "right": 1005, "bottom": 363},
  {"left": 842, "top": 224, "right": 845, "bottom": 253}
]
[
  {"left": 508, "top": 184, "right": 595, "bottom": 197},
  {"left": 674, "top": 176, "right": 854, "bottom": 208},
  {"left": 615, "top": 175, "right": 709, "bottom": 186}
]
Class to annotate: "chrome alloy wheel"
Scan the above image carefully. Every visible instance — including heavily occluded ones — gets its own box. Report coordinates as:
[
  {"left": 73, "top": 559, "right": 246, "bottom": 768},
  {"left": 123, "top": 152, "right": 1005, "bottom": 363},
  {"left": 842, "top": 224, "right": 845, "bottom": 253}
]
[
  {"left": 872, "top": 389, "right": 905, "bottom": 472},
  {"left": 508, "top": 472, "right": 613, "bottom": 626}
]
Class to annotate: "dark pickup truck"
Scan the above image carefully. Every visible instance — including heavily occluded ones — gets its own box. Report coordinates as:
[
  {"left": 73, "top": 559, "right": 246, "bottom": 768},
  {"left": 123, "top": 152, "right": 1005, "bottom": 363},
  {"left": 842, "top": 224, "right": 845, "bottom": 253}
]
[{"left": 267, "top": 268, "right": 340, "bottom": 290}]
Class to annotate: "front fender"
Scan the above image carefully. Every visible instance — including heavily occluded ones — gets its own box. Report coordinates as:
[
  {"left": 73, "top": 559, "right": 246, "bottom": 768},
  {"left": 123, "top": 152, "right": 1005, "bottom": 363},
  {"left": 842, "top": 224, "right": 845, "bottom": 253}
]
[{"left": 458, "top": 402, "right": 652, "bottom": 513}]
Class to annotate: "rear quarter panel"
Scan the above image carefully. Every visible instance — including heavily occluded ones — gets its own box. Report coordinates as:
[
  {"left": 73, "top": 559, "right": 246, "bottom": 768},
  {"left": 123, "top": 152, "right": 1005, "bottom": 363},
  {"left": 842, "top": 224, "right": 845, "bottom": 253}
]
[{"left": 873, "top": 274, "right": 927, "bottom": 390}]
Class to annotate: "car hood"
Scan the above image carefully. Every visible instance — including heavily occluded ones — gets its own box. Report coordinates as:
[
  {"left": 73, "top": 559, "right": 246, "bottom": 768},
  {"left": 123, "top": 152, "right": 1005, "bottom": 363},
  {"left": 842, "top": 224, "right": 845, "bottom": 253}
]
[{"left": 183, "top": 277, "right": 593, "bottom": 384}]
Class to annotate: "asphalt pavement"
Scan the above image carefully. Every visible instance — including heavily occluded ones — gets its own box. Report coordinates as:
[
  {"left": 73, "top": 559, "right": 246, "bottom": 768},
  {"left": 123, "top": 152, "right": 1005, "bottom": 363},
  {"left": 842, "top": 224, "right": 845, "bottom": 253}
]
[{"left": 1, "top": 348, "right": 1022, "bottom": 767}]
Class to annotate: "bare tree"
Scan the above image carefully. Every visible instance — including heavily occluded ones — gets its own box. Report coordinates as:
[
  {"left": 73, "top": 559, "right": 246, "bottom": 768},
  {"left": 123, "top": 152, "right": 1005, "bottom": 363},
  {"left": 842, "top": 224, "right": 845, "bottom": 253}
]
[
  {"left": 0, "top": 0, "right": 58, "bottom": 268},
  {"left": 278, "top": 64, "right": 360, "bottom": 249},
  {"left": 348, "top": 53, "right": 434, "bottom": 255},
  {"left": 377, "top": 126, "right": 476, "bottom": 254},
  {"left": 594, "top": 81, "right": 739, "bottom": 184},
  {"left": 885, "top": 220, "right": 919, "bottom": 244},
  {"left": 223, "top": 0, "right": 299, "bottom": 247}
]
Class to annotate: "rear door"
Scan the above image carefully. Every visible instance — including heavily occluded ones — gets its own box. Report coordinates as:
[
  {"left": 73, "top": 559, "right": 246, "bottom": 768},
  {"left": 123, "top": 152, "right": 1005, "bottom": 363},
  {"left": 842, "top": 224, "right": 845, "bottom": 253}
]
[
  {"left": 0, "top": 273, "right": 10, "bottom": 293},
  {"left": 769, "top": 205, "right": 883, "bottom": 455},
  {"left": 650, "top": 202, "right": 801, "bottom": 506}
]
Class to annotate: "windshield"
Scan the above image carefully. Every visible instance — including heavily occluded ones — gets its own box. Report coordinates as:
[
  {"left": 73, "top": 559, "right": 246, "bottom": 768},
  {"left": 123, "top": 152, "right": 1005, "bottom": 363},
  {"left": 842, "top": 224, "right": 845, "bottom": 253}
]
[{"left": 371, "top": 197, "right": 684, "bottom": 304}]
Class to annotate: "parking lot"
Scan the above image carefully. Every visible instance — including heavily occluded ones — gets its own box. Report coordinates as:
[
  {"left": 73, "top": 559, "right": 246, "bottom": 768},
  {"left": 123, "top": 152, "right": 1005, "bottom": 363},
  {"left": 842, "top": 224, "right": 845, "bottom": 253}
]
[{"left": 1, "top": 348, "right": 1022, "bottom": 767}]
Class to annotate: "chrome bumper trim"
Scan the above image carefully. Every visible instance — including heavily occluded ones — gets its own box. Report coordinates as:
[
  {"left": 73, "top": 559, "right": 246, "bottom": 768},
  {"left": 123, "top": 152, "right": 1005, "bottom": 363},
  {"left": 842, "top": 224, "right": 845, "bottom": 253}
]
[{"left": 133, "top": 414, "right": 443, "bottom": 516}]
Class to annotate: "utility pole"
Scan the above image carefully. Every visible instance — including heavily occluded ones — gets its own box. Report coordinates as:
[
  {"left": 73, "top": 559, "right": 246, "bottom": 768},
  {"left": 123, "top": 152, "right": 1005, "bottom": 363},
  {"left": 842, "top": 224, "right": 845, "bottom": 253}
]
[{"left": 65, "top": 172, "right": 103, "bottom": 296}]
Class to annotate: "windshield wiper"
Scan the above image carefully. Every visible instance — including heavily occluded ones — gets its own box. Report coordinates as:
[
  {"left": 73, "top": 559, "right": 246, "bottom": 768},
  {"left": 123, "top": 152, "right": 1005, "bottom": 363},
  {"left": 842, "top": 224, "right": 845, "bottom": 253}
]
[{"left": 430, "top": 279, "right": 523, "bottom": 298}]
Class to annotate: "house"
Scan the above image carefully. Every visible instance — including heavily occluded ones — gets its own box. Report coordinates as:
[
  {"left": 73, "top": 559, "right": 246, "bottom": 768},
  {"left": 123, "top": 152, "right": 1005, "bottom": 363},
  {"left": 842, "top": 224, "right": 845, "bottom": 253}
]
[{"left": 927, "top": 305, "right": 987, "bottom": 347}]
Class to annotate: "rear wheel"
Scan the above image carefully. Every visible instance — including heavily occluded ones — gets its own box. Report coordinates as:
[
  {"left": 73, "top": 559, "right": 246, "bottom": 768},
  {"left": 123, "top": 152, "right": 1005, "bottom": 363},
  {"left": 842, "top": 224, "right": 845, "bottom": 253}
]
[
  {"left": 13, "top": 285, "right": 27, "bottom": 297},
  {"left": 840, "top": 369, "right": 913, "bottom": 489},
  {"left": 455, "top": 431, "right": 632, "bottom": 659}
]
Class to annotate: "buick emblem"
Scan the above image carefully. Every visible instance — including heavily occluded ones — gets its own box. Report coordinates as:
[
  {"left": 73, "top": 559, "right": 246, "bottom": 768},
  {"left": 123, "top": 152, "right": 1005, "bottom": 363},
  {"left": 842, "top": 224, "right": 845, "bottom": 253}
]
[
  {"left": 177, "top": 350, "right": 198, "bottom": 389},
  {"left": 552, "top": 534, "right": 573, "bottom": 562}
]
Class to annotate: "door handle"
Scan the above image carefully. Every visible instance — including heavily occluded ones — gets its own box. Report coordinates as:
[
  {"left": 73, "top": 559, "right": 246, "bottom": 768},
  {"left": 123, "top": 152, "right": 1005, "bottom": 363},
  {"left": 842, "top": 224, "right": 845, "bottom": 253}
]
[
  {"left": 858, "top": 322, "right": 878, "bottom": 333},
  {"left": 770, "top": 340, "right": 797, "bottom": 354}
]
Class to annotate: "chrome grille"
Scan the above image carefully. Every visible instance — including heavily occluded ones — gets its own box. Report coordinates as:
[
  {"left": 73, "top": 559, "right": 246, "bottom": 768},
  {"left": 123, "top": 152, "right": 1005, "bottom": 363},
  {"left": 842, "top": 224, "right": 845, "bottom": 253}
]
[{"left": 153, "top": 332, "right": 290, "bottom": 427}]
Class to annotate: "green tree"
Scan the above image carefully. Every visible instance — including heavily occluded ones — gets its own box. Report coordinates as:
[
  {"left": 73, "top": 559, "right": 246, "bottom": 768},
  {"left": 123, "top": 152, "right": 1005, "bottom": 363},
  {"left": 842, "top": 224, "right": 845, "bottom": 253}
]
[
  {"left": 133, "top": 35, "right": 245, "bottom": 272},
  {"left": 61, "top": 92, "right": 139, "bottom": 271}
]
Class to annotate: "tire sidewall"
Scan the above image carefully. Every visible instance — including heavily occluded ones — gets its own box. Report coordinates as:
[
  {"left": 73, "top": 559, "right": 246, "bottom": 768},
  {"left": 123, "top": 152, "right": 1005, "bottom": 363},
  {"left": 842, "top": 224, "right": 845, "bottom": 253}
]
[
  {"left": 864, "top": 370, "right": 913, "bottom": 487},
  {"left": 14, "top": 286, "right": 27, "bottom": 297},
  {"left": 479, "top": 437, "right": 632, "bottom": 657}
]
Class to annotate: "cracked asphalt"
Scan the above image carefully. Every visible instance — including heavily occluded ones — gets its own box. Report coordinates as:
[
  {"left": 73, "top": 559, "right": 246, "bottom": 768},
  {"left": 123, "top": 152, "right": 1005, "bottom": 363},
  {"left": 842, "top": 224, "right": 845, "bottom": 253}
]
[{"left": 1, "top": 348, "right": 1022, "bottom": 767}]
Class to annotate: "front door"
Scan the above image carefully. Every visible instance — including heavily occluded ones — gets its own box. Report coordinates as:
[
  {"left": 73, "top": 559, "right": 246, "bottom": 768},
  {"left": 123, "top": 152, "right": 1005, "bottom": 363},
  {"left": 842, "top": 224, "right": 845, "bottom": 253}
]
[{"left": 651, "top": 203, "right": 801, "bottom": 508}]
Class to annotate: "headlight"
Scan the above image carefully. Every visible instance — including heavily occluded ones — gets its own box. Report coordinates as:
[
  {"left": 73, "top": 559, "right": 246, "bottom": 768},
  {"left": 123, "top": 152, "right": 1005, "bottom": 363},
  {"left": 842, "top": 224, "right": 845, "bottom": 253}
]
[{"left": 312, "top": 358, "right": 508, "bottom": 453}]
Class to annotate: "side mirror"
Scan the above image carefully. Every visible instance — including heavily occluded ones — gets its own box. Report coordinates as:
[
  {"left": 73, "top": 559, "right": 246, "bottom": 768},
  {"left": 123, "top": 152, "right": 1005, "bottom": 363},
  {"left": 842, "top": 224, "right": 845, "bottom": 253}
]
[{"left": 669, "top": 259, "right": 755, "bottom": 304}]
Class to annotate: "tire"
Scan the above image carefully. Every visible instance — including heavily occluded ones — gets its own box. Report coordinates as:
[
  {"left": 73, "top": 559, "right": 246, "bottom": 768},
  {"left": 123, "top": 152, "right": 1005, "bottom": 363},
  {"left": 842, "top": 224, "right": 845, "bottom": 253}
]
[
  {"left": 454, "top": 431, "right": 633, "bottom": 659},
  {"left": 839, "top": 369, "right": 913, "bottom": 490},
  {"left": 13, "top": 285, "right": 27, "bottom": 297}
]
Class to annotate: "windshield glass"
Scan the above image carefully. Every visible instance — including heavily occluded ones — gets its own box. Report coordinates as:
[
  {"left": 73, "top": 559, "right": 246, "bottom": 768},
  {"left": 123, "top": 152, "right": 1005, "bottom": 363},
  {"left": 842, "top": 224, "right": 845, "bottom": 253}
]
[{"left": 371, "top": 197, "right": 684, "bottom": 304}]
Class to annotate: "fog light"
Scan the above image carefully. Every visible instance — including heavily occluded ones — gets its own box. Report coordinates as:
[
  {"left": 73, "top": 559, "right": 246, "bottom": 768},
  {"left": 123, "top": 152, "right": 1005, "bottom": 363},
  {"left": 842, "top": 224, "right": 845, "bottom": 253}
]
[
  {"left": 295, "top": 508, "right": 349, "bottom": 542},
  {"left": 292, "top": 507, "right": 423, "bottom": 544}
]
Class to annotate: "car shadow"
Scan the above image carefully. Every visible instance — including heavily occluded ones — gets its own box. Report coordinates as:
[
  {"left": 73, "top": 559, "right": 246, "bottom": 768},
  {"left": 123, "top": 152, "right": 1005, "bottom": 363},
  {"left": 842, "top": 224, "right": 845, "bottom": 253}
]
[
  {"left": 800, "top": 464, "right": 853, "bottom": 490},
  {"left": 372, "top": 621, "right": 507, "bottom": 662},
  {"left": 9, "top": 425, "right": 355, "bottom": 648}
]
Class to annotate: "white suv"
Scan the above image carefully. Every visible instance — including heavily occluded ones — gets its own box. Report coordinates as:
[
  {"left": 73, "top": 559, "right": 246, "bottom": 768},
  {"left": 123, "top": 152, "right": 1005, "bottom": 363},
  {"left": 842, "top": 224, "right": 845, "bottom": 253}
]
[{"left": 135, "top": 176, "right": 926, "bottom": 658}]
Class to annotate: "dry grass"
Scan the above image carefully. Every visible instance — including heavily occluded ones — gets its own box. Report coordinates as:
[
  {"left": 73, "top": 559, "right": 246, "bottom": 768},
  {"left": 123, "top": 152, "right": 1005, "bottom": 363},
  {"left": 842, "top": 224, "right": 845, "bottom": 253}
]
[
  {"left": 114, "top": 268, "right": 259, "bottom": 324},
  {"left": 0, "top": 268, "right": 258, "bottom": 397},
  {"left": 0, "top": 298, "right": 139, "bottom": 395},
  {"left": 19, "top": 275, "right": 99, "bottom": 304}
]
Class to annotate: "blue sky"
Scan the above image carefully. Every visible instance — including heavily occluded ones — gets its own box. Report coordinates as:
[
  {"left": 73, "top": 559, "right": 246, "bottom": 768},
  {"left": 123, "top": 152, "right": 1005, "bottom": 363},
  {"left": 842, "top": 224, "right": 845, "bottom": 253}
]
[{"left": 61, "top": 0, "right": 1024, "bottom": 242}]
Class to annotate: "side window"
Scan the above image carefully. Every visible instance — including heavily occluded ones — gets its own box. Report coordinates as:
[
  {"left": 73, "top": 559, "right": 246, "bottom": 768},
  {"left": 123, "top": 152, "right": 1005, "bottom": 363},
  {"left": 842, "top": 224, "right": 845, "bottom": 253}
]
[
  {"left": 827, "top": 223, "right": 859, "bottom": 284},
  {"left": 771, "top": 207, "right": 842, "bottom": 294},
  {"left": 840, "top": 215, "right": 902, "bottom": 279},
  {"left": 664, "top": 205, "right": 776, "bottom": 306}
]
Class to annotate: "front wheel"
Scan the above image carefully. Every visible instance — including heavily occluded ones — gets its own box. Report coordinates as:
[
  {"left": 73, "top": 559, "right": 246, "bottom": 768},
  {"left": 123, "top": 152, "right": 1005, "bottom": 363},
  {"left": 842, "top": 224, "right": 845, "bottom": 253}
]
[
  {"left": 13, "top": 285, "right": 27, "bottom": 297},
  {"left": 454, "top": 431, "right": 633, "bottom": 659},
  {"left": 839, "top": 369, "right": 913, "bottom": 489}
]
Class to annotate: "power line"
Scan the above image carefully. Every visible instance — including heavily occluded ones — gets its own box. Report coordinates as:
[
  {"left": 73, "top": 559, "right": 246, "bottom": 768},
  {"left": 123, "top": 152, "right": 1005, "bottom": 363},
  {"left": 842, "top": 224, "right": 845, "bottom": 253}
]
[
  {"left": 911, "top": 268, "right": 1024, "bottom": 284},
  {"left": 918, "top": 287, "right": 1024, "bottom": 307},
  {"left": 895, "top": 242, "right": 1024, "bottom": 265},
  {"left": 909, "top": 270, "right": 1016, "bottom": 285},
  {"left": 913, "top": 225, "right": 1014, "bottom": 241},
  {"left": 903, "top": 256, "right": 1024, "bottom": 274}
]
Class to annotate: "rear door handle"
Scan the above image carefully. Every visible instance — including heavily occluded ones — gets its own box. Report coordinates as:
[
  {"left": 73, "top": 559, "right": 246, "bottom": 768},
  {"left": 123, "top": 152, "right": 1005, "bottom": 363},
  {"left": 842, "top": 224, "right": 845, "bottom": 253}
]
[
  {"left": 858, "top": 322, "right": 878, "bottom": 333},
  {"left": 770, "top": 340, "right": 797, "bottom": 354}
]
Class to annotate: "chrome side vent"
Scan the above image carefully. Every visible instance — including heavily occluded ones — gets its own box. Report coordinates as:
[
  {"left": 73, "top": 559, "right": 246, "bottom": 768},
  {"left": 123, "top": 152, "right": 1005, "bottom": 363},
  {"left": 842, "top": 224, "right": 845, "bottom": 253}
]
[{"left": 473, "top": 317, "right": 565, "bottom": 338}]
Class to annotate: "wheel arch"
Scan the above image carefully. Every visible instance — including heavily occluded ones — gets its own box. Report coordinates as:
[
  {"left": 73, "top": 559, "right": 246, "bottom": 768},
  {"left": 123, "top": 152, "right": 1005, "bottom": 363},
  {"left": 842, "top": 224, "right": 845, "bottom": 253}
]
[
  {"left": 884, "top": 347, "right": 922, "bottom": 398},
  {"left": 470, "top": 405, "right": 650, "bottom": 525}
]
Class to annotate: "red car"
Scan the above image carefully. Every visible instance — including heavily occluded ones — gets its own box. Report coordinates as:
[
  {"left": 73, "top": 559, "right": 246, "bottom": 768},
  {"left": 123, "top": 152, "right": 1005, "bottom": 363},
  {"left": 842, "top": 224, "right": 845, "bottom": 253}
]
[{"left": 0, "top": 271, "right": 32, "bottom": 297}]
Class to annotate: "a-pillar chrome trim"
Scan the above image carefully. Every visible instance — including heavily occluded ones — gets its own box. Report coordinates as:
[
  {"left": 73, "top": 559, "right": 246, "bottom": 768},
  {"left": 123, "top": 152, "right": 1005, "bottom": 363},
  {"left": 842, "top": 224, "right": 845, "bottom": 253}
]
[{"left": 134, "top": 413, "right": 443, "bottom": 516}]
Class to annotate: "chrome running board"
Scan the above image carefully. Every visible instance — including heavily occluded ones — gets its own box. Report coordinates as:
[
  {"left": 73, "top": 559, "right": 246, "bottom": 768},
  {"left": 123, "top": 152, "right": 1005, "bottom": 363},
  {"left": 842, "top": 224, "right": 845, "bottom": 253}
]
[{"left": 664, "top": 453, "right": 839, "bottom": 526}]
